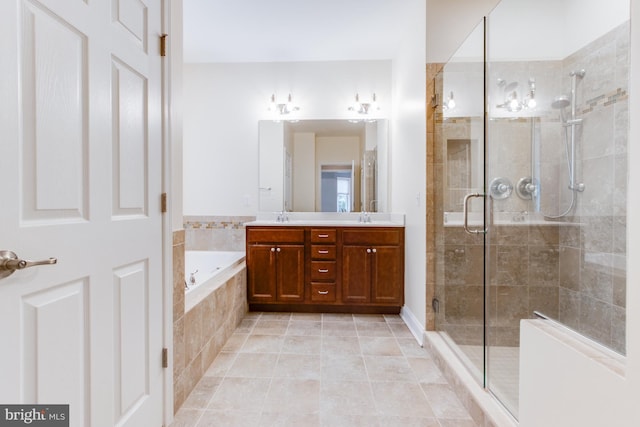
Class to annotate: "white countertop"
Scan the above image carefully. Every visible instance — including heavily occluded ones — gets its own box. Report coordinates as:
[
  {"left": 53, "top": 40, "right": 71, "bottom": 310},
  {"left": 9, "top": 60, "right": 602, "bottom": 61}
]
[{"left": 245, "top": 212, "right": 405, "bottom": 227}]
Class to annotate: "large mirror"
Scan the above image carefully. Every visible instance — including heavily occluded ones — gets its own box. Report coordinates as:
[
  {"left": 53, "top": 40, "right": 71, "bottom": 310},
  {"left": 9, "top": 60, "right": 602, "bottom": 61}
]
[{"left": 259, "top": 119, "right": 389, "bottom": 212}]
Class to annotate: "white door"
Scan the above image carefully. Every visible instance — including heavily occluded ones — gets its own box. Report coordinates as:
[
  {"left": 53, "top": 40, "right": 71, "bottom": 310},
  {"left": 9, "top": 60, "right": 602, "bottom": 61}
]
[{"left": 0, "top": 1, "right": 164, "bottom": 426}]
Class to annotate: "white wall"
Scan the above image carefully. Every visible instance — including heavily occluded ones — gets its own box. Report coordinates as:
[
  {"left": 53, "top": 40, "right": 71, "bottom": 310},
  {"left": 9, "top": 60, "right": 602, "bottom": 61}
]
[
  {"left": 426, "top": 0, "right": 501, "bottom": 63},
  {"left": 182, "top": 61, "right": 391, "bottom": 215},
  {"left": 169, "top": 0, "right": 183, "bottom": 231},
  {"left": 392, "top": 0, "right": 427, "bottom": 335}
]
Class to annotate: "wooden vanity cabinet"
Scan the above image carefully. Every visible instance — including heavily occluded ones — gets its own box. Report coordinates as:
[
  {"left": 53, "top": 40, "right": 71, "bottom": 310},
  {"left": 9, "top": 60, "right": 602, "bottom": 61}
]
[
  {"left": 342, "top": 229, "right": 404, "bottom": 306},
  {"left": 246, "top": 228, "right": 305, "bottom": 303},
  {"left": 246, "top": 225, "right": 404, "bottom": 313}
]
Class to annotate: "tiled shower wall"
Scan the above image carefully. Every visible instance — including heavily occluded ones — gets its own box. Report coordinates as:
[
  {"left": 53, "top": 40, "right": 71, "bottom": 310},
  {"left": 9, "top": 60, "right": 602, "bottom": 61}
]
[
  {"left": 431, "top": 22, "right": 628, "bottom": 354},
  {"left": 556, "top": 22, "right": 628, "bottom": 354}
]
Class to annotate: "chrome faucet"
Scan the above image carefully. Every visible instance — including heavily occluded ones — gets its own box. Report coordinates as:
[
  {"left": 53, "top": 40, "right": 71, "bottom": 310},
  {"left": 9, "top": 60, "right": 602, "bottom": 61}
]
[
  {"left": 276, "top": 210, "right": 289, "bottom": 223},
  {"left": 359, "top": 210, "right": 371, "bottom": 223},
  {"left": 189, "top": 270, "right": 198, "bottom": 286}
]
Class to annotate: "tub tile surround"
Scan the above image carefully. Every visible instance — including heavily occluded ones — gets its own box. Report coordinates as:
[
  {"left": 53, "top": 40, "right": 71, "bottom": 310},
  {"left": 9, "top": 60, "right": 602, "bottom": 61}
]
[
  {"left": 184, "top": 216, "right": 255, "bottom": 251},
  {"left": 173, "top": 226, "right": 249, "bottom": 413}
]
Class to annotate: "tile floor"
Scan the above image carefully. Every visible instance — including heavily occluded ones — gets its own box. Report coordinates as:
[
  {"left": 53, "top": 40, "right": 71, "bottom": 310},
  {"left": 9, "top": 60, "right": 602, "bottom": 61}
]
[{"left": 170, "top": 312, "right": 479, "bottom": 427}]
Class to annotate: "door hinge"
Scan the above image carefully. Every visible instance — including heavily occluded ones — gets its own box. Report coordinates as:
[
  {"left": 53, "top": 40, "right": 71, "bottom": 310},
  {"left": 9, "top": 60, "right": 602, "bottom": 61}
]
[
  {"left": 162, "top": 348, "right": 168, "bottom": 368},
  {"left": 160, "top": 34, "right": 168, "bottom": 57},
  {"left": 161, "top": 193, "right": 167, "bottom": 213}
]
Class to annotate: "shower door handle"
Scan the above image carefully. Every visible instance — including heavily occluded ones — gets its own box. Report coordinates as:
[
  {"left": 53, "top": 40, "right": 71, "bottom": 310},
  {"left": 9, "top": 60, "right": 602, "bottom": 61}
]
[{"left": 463, "top": 193, "right": 487, "bottom": 235}]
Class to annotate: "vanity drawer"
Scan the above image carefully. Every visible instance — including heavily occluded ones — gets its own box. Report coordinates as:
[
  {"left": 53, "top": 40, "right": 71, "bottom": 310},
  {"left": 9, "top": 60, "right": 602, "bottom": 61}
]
[
  {"left": 247, "top": 228, "right": 305, "bottom": 243},
  {"left": 311, "top": 229, "right": 337, "bottom": 243},
  {"left": 311, "top": 245, "right": 336, "bottom": 260},
  {"left": 342, "top": 228, "right": 402, "bottom": 245},
  {"left": 311, "top": 261, "right": 336, "bottom": 280},
  {"left": 310, "top": 283, "right": 336, "bottom": 302}
]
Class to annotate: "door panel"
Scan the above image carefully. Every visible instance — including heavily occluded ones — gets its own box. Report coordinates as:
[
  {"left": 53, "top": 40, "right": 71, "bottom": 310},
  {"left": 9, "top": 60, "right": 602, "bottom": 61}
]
[
  {"left": 0, "top": 0, "right": 164, "bottom": 426},
  {"left": 276, "top": 245, "right": 305, "bottom": 301},
  {"left": 371, "top": 246, "right": 402, "bottom": 304},
  {"left": 342, "top": 245, "right": 370, "bottom": 303}
]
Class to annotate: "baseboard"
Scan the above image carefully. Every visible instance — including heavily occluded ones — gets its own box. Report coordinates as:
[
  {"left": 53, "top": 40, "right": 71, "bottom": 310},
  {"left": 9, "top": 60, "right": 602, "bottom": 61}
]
[{"left": 400, "top": 305, "right": 424, "bottom": 346}]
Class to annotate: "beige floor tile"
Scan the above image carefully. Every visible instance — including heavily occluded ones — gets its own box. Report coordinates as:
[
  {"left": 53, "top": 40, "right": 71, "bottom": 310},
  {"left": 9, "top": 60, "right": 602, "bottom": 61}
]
[
  {"left": 169, "top": 408, "right": 203, "bottom": 427},
  {"left": 226, "top": 352, "right": 279, "bottom": 378},
  {"left": 355, "top": 322, "right": 394, "bottom": 337},
  {"left": 320, "top": 413, "right": 381, "bottom": 427},
  {"left": 319, "top": 380, "right": 376, "bottom": 415},
  {"left": 241, "top": 334, "right": 284, "bottom": 353},
  {"left": 173, "top": 313, "right": 479, "bottom": 427},
  {"left": 321, "top": 336, "right": 361, "bottom": 355},
  {"left": 421, "top": 383, "right": 474, "bottom": 420},
  {"left": 286, "top": 320, "right": 322, "bottom": 336},
  {"left": 204, "top": 352, "right": 237, "bottom": 378},
  {"left": 264, "top": 378, "right": 321, "bottom": 414},
  {"left": 196, "top": 410, "right": 261, "bottom": 427},
  {"left": 396, "top": 337, "right": 431, "bottom": 358},
  {"left": 259, "top": 412, "right": 321, "bottom": 427},
  {"left": 359, "top": 336, "right": 403, "bottom": 356},
  {"left": 221, "top": 333, "right": 248, "bottom": 352},
  {"left": 322, "top": 313, "right": 354, "bottom": 322},
  {"left": 281, "top": 335, "right": 322, "bottom": 354},
  {"left": 408, "top": 357, "right": 448, "bottom": 384},
  {"left": 252, "top": 319, "right": 289, "bottom": 335},
  {"left": 207, "top": 377, "right": 271, "bottom": 412},
  {"left": 321, "top": 321, "right": 357, "bottom": 336},
  {"left": 364, "top": 356, "right": 417, "bottom": 382},
  {"left": 370, "top": 382, "right": 435, "bottom": 418},
  {"left": 377, "top": 415, "right": 441, "bottom": 427},
  {"left": 321, "top": 354, "right": 368, "bottom": 381},
  {"left": 274, "top": 353, "right": 321, "bottom": 380},
  {"left": 181, "top": 377, "right": 222, "bottom": 409}
]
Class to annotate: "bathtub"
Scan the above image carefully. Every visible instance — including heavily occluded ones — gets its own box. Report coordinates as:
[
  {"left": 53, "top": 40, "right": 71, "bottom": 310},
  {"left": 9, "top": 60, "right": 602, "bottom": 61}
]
[{"left": 184, "top": 250, "right": 246, "bottom": 310}]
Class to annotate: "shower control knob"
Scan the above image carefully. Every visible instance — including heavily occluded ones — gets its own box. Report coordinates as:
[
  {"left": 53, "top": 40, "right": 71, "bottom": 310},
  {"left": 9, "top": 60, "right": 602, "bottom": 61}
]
[{"left": 489, "top": 177, "right": 513, "bottom": 200}]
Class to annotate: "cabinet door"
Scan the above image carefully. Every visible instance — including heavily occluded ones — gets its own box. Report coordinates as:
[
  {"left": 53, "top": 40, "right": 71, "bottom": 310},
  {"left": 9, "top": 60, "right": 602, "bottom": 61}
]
[
  {"left": 342, "top": 245, "right": 371, "bottom": 303},
  {"left": 371, "top": 246, "right": 403, "bottom": 304},
  {"left": 276, "top": 244, "right": 305, "bottom": 302},
  {"left": 247, "top": 244, "right": 277, "bottom": 302}
]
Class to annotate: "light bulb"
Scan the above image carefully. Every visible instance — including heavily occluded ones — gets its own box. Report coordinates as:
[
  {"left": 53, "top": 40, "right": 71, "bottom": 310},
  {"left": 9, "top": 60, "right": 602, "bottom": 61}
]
[{"left": 527, "top": 98, "right": 537, "bottom": 109}]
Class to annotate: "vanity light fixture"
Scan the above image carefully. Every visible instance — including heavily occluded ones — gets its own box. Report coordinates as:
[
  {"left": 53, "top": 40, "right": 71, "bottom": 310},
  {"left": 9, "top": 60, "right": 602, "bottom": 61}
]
[
  {"left": 348, "top": 93, "right": 379, "bottom": 116},
  {"left": 443, "top": 91, "right": 456, "bottom": 110},
  {"left": 496, "top": 78, "right": 536, "bottom": 112},
  {"left": 269, "top": 94, "right": 299, "bottom": 116}
]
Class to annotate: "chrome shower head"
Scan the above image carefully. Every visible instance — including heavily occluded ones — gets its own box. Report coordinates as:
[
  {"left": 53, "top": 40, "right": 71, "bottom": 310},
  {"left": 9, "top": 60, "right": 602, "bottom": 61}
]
[{"left": 551, "top": 95, "right": 570, "bottom": 109}]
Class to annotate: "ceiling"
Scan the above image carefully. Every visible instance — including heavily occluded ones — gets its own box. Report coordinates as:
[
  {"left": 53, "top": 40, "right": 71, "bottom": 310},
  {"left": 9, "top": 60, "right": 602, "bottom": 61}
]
[{"left": 183, "top": 0, "right": 414, "bottom": 63}]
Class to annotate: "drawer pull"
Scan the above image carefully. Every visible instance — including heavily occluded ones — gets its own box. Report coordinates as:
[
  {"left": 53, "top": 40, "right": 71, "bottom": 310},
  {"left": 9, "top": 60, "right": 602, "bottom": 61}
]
[
  {"left": 317, "top": 290, "right": 329, "bottom": 295},
  {"left": 318, "top": 269, "right": 329, "bottom": 273},
  {"left": 318, "top": 234, "right": 329, "bottom": 238},
  {"left": 318, "top": 250, "right": 329, "bottom": 254}
]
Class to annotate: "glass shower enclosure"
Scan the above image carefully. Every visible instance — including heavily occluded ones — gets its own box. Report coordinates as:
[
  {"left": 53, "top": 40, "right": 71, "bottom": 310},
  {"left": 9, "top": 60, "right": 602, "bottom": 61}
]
[{"left": 433, "top": 0, "right": 629, "bottom": 418}]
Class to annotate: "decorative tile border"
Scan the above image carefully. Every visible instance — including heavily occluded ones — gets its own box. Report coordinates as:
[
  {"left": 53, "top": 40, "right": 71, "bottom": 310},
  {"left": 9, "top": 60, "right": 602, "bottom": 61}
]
[
  {"left": 581, "top": 87, "right": 628, "bottom": 114},
  {"left": 183, "top": 216, "right": 255, "bottom": 230}
]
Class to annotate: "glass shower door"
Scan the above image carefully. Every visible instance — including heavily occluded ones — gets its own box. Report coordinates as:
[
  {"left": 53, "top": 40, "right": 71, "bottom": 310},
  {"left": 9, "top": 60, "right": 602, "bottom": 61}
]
[{"left": 434, "top": 18, "right": 487, "bottom": 386}]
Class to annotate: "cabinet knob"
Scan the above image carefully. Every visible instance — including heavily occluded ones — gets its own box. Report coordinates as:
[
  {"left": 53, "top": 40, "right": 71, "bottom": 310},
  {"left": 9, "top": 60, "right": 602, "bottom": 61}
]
[
  {"left": 366, "top": 248, "right": 371, "bottom": 253},
  {"left": 271, "top": 247, "right": 276, "bottom": 252},
  {"left": 276, "top": 247, "right": 281, "bottom": 252},
  {"left": 372, "top": 248, "right": 377, "bottom": 253}
]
